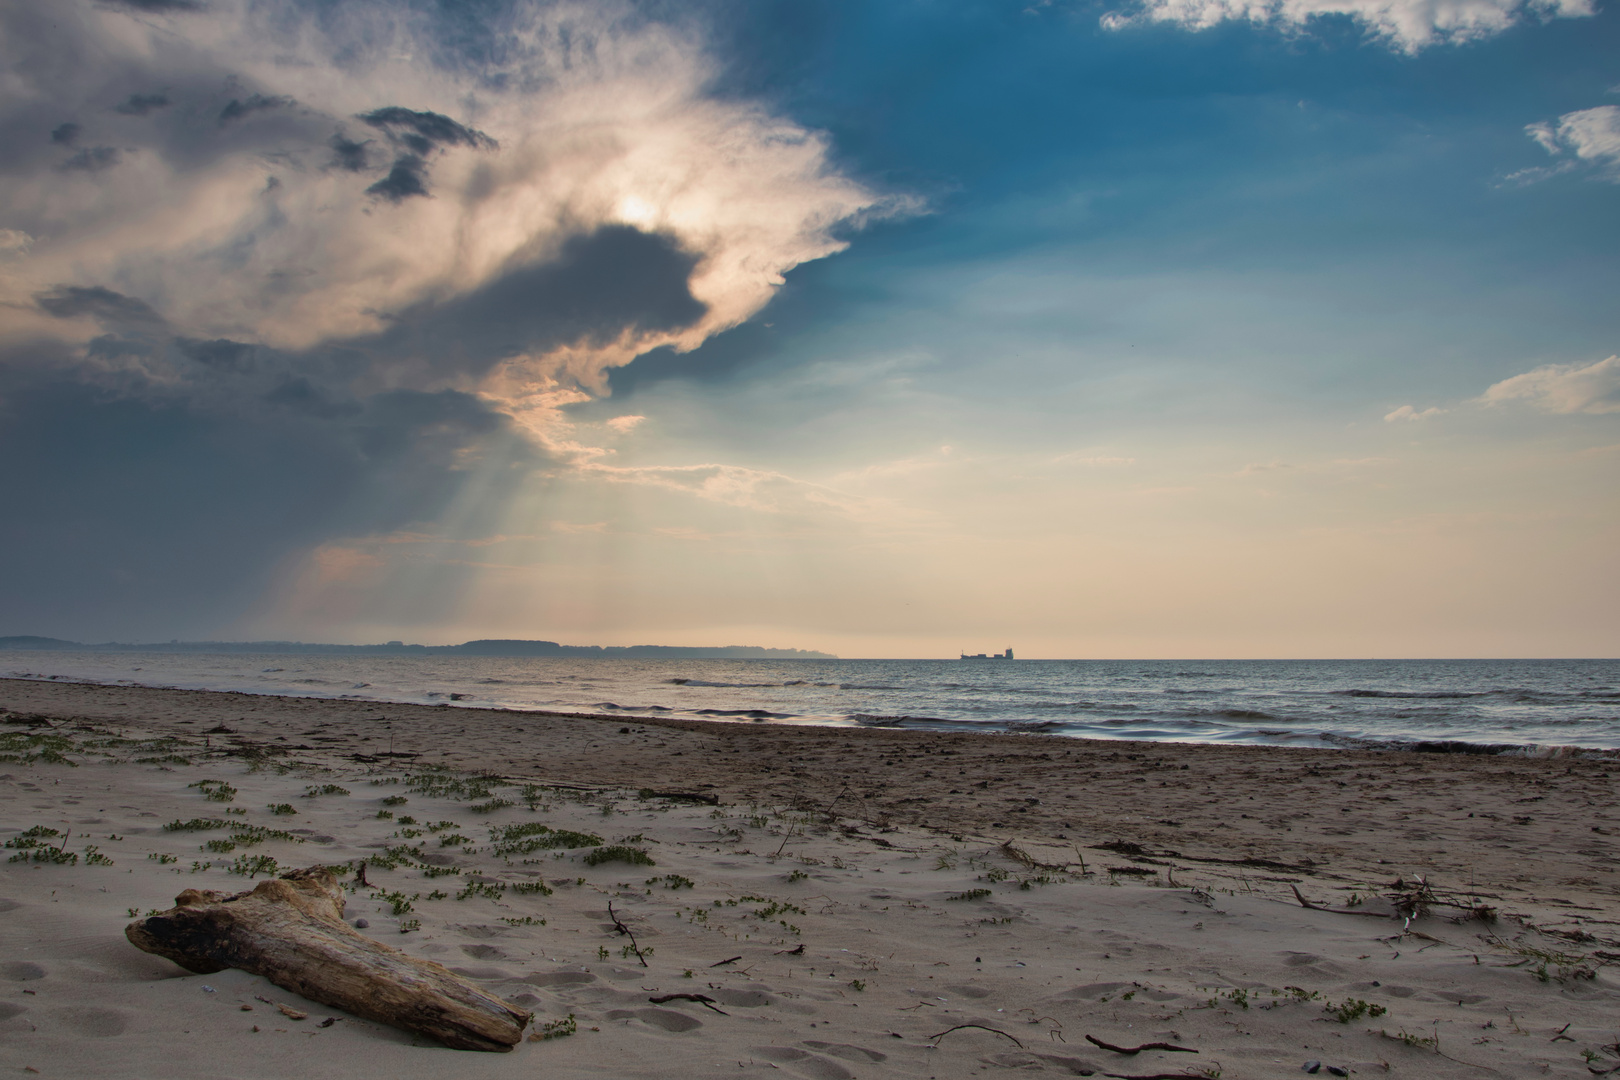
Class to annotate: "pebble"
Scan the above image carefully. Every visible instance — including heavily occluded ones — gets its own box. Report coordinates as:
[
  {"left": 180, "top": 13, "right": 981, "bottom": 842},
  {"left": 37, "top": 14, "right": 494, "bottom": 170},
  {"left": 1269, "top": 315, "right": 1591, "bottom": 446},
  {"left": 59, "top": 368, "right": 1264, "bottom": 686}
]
[
  {"left": 1302, "top": 1063, "right": 1321, "bottom": 1075},
  {"left": 353, "top": 918, "right": 369, "bottom": 929}
]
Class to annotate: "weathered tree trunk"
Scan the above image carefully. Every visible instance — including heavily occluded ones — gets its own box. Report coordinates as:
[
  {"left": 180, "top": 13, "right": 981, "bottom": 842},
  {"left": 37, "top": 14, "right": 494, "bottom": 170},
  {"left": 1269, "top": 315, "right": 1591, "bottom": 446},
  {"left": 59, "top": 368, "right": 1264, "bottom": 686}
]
[{"left": 126, "top": 867, "right": 531, "bottom": 1051}]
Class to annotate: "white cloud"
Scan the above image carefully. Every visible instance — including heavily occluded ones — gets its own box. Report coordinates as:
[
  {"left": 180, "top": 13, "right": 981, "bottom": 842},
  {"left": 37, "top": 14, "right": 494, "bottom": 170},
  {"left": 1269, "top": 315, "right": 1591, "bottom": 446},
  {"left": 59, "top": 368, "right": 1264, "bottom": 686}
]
[
  {"left": 605, "top": 414, "right": 647, "bottom": 433},
  {"left": 1481, "top": 355, "right": 1620, "bottom": 415},
  {"left": 1, "top": 0, "right": 906, "bottom": 430},
  {"left": 1524, "top": 105, "right": 1620, "bottom": 181},
  {"left": 1101, "top": 0, "right": 1592, "bottom": 52},
  {"left": 1384, "top": 404, "right": 1446, "bottom": 422}
]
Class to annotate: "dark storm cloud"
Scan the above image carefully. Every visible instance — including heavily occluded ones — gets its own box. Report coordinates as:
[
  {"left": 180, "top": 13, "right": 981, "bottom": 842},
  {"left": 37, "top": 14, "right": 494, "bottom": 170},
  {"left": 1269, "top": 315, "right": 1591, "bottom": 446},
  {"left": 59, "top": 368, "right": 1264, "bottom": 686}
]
[
  {"left": 178, "top": 337, "right": 256, "bottom": 371},
  {"left": 61, "top": 146, "right": 122, "bottom": 172},
  {"left": 0, "top": 369, "right": 532, "bottom": 640},
  {"left": 218, "top": 93, "right": 295, "bottom": 125},
  {"left": 357, "top": 107, "right": 495, "bottom": 199},
  {"left": 115, "top": 93, "right": 171, "bottom": 116},
  {"left": 37, "top": 285, "right": 166, "bottom": 327},
  {"left": 359, "top": 107, "right": 497, "bottom": 154},
  {"left": 365, "top": 155, "right": 430, "bottom": 201},
  {"left": 51, "top": 122, "right": 82, "bottom": 146},
  {"left": 99, "top": 0, "right": 206, "bottom": 12},
  {"left": 328, "top": 133, "right": 372, "bottom": 171},
  {"left": 354, "top": 224, "right": 706, "bottom": 379}
]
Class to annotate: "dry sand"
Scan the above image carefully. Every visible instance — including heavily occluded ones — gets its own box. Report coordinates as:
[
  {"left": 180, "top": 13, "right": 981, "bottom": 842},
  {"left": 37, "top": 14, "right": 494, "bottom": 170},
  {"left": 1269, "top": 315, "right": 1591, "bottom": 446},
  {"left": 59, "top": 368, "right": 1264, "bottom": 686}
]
[{"left": 2, "top": 677, "right": 1619, "bottom": 1079}]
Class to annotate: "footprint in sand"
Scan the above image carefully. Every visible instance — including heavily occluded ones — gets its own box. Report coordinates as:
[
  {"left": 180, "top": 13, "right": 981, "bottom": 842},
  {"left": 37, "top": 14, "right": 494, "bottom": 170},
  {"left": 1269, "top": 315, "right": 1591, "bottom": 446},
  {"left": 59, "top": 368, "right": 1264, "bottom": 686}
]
[
  {"left": 1, "top": 962, "right": 44, "bottom": 981},
  {"left": 801, "top": 1040, "right": 889, "bottom": 1063},
  {"left": 0, "top": 1003, "right": 29, "bottom": 1022},
  {"left": 746, "top": 1047, "right": 855, "bottom": 1080},
  {"left": 521, "top": 971, "right": 598, "bottom": 987},
  {"left": 58, "top": 1007, "right": 130, "bottom": 1037},
  {"left": 0, "top": 900, "right": 20, "bottom": 913},
  {"left": 604, "top": 1007, "right": 703, "bottom": 1032}
]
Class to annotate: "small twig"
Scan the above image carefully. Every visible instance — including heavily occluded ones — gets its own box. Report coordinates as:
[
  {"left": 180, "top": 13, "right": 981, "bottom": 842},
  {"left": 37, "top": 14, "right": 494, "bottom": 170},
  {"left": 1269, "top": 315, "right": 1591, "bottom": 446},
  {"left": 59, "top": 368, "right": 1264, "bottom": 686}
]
[
  {"left": 1086, "top": 1035, "right": 1198, "bottom": 1055},
  {"left": 773, "top": 826, "right": 796, "bottom": 859},
  {"left": 649, "top": 993, "right": 729, "bottom": 1015},
  {"left": 930, "top": 1024, "right": 1024, "bottom": 1049},
  {"left": 775, "top": 944, "right": 805, "bottom": 956},
  {"left": 710, "top": 956, "right": 743, "bottom": 968},
  {"left": 822, "top": 786, "right": 850, "bottom": 821},
  {"left": 898, "top": 1001, "right": 937, "bottom": 1010},
  {"left": 607, "top": 900, "right": 649, "bottom": 967}
]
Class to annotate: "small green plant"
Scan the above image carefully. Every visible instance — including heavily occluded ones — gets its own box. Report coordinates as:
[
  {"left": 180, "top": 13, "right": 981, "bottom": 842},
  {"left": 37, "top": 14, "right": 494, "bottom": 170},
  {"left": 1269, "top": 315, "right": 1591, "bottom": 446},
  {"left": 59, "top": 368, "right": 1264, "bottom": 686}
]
[
  {"left": 381, "top": 795, "right": 408, "bottom": 806},
  {"left": 786, "top": 869, "right": 809, "bottom": 882},
  {"left": 648, "top": 874, "right": 694, "bottom": 890},
  {"left": 376, "top": 810, "right": 394, "bottom": 820},
  {"left": 398, "top": 918, "right": 420, "bottom": 933},
  {"left": 1326, "top": 998, "right": 1387, "bottom": 1023},
  {"left": 500, "top": 915, "right": 546, "bottom": 926},
  {"left": 189, "top": 780, "right": 237, "bottom": 802},
  {"left": 597, "top": 946, "right": 610, "bottom": 960},
  {"left": 510, "top": 880, "right": 553, "bottom": 896},
  {"left": 535, "top": 1014, "right": 576, "bottom": 1040},
  {"left": 374, "top": 890, "right": 417, "bottom": 915},
  {"left": 455, "top": 881, "right": 505, "bottom": 902},
  {"left": 147, "top": 852, "right": 178, "bottom": 865},
  {"left": 471, "top": 798, "right": 515, "bottom": 815},
  {"left": 947, "top": 888, "right": 993, "bottom": 901},
  {"left": 582, "top": 845, "right": 654, "bottom": 867},
  {"left": 438, "top": 833, "right": 469, "bottom": 847},
  {"left": 227, "top": 854, "right": 280, "bottom": 878},
  {"left": 489, "top": 822, "right": 602, "bottom": 857},
  {"left": 267, "top": 803, "right": 297, "bottom": 815},
  {"left": 1382, "top": 1027, "right": 1438, "bottom": 1050},
  {"left": 422, "top": 865, "right": 462, "bottom": 878},
  {"left": 849, "top": 979, "right": 866, "bottom": 991},
  {"left": 203, "top": 839, "right": 238, "bottom": 854},
  {"left": 426, "top": 889, "right": 448, "bottom": 900},
  {"left": 303, "top": 784, "right": 350, "bottom": 798}
]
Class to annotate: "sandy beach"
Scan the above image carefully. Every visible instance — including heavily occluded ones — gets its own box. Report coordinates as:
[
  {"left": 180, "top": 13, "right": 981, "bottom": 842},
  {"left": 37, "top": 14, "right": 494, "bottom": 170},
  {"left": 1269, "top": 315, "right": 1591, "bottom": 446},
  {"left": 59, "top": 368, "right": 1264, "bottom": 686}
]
[{"left": 3, "top": 677, "right": 1619, "bottom": 1079}]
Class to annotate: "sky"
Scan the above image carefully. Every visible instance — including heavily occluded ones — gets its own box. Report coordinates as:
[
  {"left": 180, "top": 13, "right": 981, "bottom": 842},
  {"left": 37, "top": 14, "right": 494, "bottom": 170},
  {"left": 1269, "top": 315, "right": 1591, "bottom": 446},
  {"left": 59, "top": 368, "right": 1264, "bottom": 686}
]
[{"left": 0, "top": 0, "right": 1616, "bottom": 658}]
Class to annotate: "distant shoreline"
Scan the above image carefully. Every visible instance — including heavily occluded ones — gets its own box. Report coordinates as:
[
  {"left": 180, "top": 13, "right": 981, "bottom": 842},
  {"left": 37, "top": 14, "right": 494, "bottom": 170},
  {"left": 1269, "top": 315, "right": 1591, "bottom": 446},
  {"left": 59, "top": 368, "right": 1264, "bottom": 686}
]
[{"left": 0, "top": 635, "right": 837, "bottom": 660}]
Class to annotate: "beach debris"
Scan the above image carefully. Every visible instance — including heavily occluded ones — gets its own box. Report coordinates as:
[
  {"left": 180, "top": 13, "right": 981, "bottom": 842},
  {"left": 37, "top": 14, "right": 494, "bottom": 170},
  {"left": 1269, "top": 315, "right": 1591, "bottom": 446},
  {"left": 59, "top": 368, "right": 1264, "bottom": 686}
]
[
  {"left": 1085, "top": 1035, "right": 1197, "bottom": 1055},
  {"left": 929, "top": 1023, "right": 1025, "bottom": 1049},
  {"left": 1303, "top": 1062, "right": 1321, "bottom": 1073},
  {"left": 775, "top": 944, "right": 805, "bottom": 956},
  {"left": 648, "top": 993, "right": 729, "bottom": 1015},
  {"left": 636, "top": 788, "right": 721, "bottom": 806},
  {"left": 710, "top": 955, "right": 743, "bottom": 967},
  {"left": 276, "top": 1003, "right": 308, "bottom": 1020},
  {"left": 126, "top": 866, "right": 530, "bottom": 1051},
  {"left": 606, "top": 900, "right": 650, "bottom": 967},
  {"left": 318, "top": 1016, "right": 338, "bottom": 1028}
]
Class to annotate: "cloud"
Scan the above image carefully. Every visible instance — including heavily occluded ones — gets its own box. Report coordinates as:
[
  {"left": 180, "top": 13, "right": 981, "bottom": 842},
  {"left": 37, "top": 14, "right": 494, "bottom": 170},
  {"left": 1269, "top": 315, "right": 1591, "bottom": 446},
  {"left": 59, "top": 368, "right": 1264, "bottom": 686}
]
[
  {"left": 114, "top": 93, "right": 171, "bottom": 116},
  {"left": 50, "top": 123, "right": 81, "bottom": 146},
  {"left": 217, "top": 92, "right": 295, "bottom": 125},
  {"left": 0, "top": 0, "right": 896, "bottom": 437},
  {"left": 1384, "top": 404, "right": 1446, "bottom": 422},
  {"left": 605, "top": 414, "right": 646, "bottom": 433},
  {"left": 1481, "top": 355, "right": 1620, "bottom": 415},
  {"left": 1101, "top": 0, "right": 1593, "bottom": 51},
  {"left": 1523, "top": 106, "right": 1620, "bottom": 182}
]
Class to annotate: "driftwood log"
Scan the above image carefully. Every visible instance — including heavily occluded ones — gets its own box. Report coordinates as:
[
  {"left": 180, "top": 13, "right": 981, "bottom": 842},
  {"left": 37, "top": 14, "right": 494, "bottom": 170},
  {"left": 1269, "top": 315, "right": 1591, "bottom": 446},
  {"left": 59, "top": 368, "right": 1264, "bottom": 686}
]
[{"left": 126, "top": 867, "right": 531, "bottom": 1051}]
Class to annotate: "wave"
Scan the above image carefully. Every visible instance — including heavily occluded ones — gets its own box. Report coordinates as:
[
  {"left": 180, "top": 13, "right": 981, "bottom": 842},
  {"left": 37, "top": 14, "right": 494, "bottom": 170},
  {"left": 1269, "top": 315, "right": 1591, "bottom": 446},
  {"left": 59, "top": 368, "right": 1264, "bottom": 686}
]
[{"left": 691, "top": 708, "right": 796, "bottom": 719}]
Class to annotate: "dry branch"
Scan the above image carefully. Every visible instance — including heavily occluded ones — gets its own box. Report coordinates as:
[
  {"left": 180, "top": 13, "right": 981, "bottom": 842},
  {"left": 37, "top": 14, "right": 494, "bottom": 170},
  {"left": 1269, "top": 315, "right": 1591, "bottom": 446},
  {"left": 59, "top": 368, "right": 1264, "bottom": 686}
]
[
  {"left": 125, "top": 867, "right": 530, "bottom": 1051},
  {"left": 648, "top": 993, "right": 729, "bottom": 1015},
  {"left": 930, "top": 1023, "right": 1025, "bottom": 1049},
  {"left": 1085, "top": 1035, "right": 1198, "bottom": 1055}
]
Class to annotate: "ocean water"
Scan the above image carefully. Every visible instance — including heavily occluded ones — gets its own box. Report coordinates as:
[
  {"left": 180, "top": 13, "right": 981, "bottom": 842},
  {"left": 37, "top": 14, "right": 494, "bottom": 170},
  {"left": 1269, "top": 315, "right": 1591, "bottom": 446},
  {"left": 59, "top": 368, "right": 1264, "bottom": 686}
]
[{"left": 6, "top": 652, "right": 1620, "bottom": 754}]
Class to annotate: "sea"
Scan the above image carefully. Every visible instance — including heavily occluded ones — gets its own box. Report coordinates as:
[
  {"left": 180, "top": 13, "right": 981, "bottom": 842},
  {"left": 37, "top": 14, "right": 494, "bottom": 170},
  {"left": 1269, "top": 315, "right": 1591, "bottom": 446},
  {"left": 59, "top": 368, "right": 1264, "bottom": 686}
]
[{"left": 6, "top": 652, "right": 1620, "bottom": 755}]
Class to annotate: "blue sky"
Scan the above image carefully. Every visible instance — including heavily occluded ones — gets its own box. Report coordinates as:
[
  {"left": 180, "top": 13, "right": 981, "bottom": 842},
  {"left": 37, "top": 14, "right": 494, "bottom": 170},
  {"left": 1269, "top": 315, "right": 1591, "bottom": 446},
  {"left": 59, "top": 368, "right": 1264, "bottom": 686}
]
[{"left": 1, "top": 0, "right": 1615, "bottom": 655}]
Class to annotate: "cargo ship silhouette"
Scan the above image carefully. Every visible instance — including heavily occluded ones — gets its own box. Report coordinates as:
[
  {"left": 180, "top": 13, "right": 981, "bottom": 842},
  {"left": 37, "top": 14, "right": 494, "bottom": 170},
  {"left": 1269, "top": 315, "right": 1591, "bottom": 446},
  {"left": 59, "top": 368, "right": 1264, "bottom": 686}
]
[{"left": 959, "top": 648, "right": 1014, "bottom": 659}]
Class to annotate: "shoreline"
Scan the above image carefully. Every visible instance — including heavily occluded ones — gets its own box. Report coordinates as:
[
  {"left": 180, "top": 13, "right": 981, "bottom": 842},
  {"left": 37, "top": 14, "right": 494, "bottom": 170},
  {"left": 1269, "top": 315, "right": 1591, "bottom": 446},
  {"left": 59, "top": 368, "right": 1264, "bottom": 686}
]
[
  {"left": 4, "top": 676, "right": 1618, "bottom": 940},
  {"left": 4, "top": 676, "right": 1620, "bottom": 1077}
]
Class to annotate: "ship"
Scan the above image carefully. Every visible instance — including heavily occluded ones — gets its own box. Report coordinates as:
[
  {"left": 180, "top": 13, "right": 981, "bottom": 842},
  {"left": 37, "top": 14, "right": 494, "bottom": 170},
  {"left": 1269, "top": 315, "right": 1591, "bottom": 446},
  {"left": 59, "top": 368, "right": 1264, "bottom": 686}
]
[{"left": 960, "top": 648, "right": 1014, "bottom": 659}]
